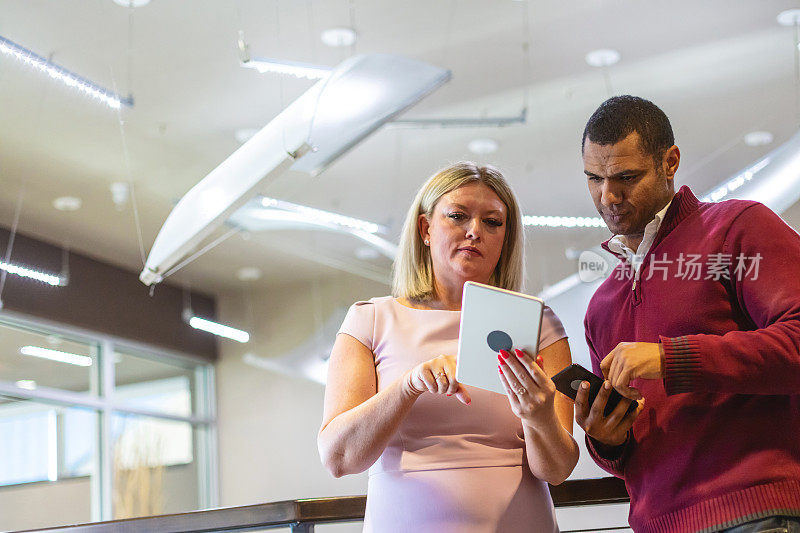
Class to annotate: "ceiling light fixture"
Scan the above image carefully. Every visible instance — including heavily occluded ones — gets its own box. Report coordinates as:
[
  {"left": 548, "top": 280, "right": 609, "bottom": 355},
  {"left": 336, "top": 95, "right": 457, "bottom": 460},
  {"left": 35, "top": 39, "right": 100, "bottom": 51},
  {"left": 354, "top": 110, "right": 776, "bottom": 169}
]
[
  {"left": 701, "top": 158, "right": 771, "bottom": 203},
  {"left": 320, "top": 27, "right": 357, "bottom": 48},
  {"left": 523, "top": 215, "right": 606, "bottom": 228},
  {"left": 110, "top": 182, "right": 130, "bottom": 210},
  {"left": 140, "top": 54, "right": 449, "bottom": 286},
  {"left": 585, "top": 48, "right": 621, "bottom": 68},
  {"left": 15, "top": 380, "right": 37, "bottom": 390},
  {"left": 236, "top": 266, "right": 262, "bottom": 281},
  {"left": 0, "top": 35, "right": 133, "bottom": 109},
  {"left": 53, "top": 196, "right": 82, "bottom": 211},
  {"left": 186, "top": 315, "right": 250, "bottom": 343},
  {"left": 777, "top": 9, "right": 800, "bottom": 26},
  {"left": 467, "top": 138, "right": 499, "bottom": 155},
  {"left": 744, "top": 131, "right": 774, "bottom": 147},
  {"left": 241, "top": 57, "right": 331, "bottom": 80},
  {"left": 0, "top": 260, "right": 62, "bottom": 286},
  {"left": 19, "top": 345, "right": 93, "bottom": 367},
  {"left": 261, "top": 197, "right": 386, "bottom": 234},
  {"left": 112, "top": 0, "right": 150, "bottom": 7}
]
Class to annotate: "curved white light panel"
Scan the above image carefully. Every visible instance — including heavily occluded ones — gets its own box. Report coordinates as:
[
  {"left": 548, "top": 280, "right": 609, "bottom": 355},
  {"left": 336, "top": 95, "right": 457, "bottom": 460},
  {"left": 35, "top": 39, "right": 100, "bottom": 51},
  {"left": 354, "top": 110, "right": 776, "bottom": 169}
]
[{"left": 140, "top": 54, "right": 450, "bottom": 286}]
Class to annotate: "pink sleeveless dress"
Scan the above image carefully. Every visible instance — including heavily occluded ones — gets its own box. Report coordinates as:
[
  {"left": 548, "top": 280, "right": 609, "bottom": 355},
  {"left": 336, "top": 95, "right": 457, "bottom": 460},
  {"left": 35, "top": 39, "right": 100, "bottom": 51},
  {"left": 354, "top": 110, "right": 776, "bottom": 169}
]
[{"left": 338, "top": 296, "right": 568, "bottom": 533}]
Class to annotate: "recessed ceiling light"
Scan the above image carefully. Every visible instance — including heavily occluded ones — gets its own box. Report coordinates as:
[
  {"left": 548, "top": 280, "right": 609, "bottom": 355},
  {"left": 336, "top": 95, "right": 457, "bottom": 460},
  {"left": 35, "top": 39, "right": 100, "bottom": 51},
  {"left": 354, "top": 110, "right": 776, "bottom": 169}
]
[
  {"left": 110, "top": 182, "right": 129, "bottom": 209},
  {"left": 585, "top": 49, "right": 621, "bottom": 68},
  {"left": 236, "top": 266, "right": 262, "bottom": 281},
  {"left": 53, "top": 196, "right": 82, "bottom": 211},
  {"left": 468, "top": 138, "right": 499, "bottom": 155},
  {"left": 112, "top": 0, "right": 150, "bottom": 7},
  {"left": 234, "top": 128, "right": 260, "bottom": 144},
  {"left": 15, "top": 380, "right": 37, "bottom": 390},
  {"left": 777, "top": 9, "right": 800, "bottom": 26},
  {"left": 744, "top": 131, "right": 774, "bottom": 147},
  {"left": 321, "top": 27, "right": 357, "bottom": 48},
  {"left": 355, "top": 246, "right": 381, "bottom": 260}
]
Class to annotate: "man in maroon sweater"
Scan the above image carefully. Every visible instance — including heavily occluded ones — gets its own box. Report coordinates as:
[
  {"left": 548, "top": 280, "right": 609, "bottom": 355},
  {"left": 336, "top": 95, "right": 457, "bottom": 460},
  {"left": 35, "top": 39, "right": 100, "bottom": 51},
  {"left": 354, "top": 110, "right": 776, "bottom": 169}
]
[{"left": 575, "top": 96, "right": 800, "bottom": 533}]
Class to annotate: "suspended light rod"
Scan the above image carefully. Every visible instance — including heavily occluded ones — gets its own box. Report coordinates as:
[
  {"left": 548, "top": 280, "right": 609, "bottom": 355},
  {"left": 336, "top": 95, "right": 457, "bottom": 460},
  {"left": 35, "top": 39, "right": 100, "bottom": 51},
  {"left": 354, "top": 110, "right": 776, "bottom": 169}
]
[
  {"left": 522, "top": 215, "right": 605, "bottom": 228},
  {"left": 260, "top": 197, "right": 387, "bottom": 234},
  {"left": 184, "top": 312, "right": 250, "bottom": 344},
  {"left": 241, "top": 57, "right": 331, "bottom": 80},
  {"left": 0, "top": 35, "right": 133, "bottom": 109},
  {"left": 0, "top": 260, "right": 63, "bottom": 286}
]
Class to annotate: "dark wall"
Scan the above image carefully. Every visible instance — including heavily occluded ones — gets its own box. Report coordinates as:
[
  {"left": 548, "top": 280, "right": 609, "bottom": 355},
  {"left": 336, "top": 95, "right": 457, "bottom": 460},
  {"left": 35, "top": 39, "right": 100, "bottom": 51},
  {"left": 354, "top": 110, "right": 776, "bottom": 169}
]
[{"left": 0, "top": 227, "right": 217, "bottom": 361}]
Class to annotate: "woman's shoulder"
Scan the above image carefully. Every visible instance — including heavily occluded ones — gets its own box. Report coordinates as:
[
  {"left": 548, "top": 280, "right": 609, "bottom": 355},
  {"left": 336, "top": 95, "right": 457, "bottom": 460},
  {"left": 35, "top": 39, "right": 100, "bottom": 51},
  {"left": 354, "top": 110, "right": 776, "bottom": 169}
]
[
  {"left": 349, "top": 295, "right": 393, "bottom": 308},
  {"left": 339, "top": 296, "right": 395, "bottom": 350}
]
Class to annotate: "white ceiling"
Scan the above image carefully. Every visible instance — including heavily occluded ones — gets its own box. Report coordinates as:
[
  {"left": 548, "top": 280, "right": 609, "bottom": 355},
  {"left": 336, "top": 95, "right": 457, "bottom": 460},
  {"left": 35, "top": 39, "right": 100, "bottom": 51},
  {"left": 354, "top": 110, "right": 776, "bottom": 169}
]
[{"left": 0, "top": 0, "right": 798, "bottom": 297}]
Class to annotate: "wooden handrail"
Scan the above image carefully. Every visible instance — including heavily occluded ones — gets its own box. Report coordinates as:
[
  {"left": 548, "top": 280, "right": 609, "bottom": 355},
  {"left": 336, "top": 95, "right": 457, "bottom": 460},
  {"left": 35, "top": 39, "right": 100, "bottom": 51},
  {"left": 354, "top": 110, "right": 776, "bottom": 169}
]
[{"left": 14, "top": 477, "right": 628, "bottom": 533}]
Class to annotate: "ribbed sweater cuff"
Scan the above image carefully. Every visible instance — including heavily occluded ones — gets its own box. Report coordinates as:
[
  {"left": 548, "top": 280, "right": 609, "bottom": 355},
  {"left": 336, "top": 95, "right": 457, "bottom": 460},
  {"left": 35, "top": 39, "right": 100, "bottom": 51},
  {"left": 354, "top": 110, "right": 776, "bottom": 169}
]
[
  {"left": 660, "top": 335, "right": 701, "bottom": 395},
  {"left": 585, "top": 433, "right": 629, "bottom": 478}
]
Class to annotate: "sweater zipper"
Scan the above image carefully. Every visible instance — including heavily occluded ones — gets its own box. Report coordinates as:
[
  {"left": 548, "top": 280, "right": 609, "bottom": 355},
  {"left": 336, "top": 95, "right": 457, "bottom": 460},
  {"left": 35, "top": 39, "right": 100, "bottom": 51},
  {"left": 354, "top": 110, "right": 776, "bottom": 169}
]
[{"left": 631, "top": 266, "right": 642, "bottom": 304}]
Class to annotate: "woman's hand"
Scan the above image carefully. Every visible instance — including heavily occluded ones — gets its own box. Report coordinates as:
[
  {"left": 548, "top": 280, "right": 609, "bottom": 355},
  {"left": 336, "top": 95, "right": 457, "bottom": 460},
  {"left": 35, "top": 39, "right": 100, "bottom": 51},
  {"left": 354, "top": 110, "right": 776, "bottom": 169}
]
[
  {"left": 405, "top": 354, "right": 471, "bottom": 405},
  {"left": 498, "top": 348, "right": 557, "bottom": 428}
]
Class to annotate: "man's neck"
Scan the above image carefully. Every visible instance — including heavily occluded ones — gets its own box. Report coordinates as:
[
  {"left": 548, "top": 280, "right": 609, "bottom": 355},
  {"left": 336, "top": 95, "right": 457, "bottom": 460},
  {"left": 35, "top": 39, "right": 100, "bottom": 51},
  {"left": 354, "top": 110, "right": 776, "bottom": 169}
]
[{"left": 621, "top": 233, "right": 645, "bottom": 254}]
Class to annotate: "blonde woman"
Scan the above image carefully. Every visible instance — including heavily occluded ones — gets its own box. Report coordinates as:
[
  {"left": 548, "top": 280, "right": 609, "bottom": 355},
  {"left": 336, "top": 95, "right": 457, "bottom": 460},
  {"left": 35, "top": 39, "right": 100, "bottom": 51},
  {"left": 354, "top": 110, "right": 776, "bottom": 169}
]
[{"left": 318, "top": 162, "right": 578, "bottom": 532}]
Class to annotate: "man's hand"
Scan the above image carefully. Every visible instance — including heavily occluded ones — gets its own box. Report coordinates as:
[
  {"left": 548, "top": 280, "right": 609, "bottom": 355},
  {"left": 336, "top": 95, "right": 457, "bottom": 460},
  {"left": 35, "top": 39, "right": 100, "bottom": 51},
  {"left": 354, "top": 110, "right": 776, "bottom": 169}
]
[
  {"left": 600, "top": 342, "right": 664, "bottom": 400},
  {"left": 575, "top": 380, "right": 643, "bottom": 448}
]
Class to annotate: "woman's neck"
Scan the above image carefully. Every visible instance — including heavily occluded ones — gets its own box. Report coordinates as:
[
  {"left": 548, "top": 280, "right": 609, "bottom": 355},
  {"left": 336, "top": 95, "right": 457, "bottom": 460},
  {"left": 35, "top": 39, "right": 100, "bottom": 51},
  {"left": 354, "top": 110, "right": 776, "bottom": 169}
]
[{"left": 430, "top": 278, "right": 466, "bottom": 311}]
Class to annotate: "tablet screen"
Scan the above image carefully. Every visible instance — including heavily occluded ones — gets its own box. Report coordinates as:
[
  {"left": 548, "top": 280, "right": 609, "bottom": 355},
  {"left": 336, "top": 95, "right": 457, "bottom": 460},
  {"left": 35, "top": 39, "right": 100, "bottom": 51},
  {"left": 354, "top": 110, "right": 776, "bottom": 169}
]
[{"left": 456, "top": 281, "right": 544, "bottom": 395}]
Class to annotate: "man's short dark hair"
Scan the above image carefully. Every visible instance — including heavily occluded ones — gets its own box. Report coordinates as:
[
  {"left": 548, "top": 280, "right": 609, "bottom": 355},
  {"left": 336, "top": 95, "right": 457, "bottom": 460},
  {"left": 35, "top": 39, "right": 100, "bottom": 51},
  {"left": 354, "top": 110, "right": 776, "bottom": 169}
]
[{"left": 582, "top": 95, "right": 675, "bottom": 164}]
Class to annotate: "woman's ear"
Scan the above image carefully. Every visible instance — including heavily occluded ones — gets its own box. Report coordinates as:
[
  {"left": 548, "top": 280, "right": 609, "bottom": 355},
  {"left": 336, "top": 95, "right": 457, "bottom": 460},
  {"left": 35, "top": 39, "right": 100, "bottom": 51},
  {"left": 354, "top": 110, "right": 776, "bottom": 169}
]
[{"left": 418, "top": 213, "right": 430, "bottom": 245}]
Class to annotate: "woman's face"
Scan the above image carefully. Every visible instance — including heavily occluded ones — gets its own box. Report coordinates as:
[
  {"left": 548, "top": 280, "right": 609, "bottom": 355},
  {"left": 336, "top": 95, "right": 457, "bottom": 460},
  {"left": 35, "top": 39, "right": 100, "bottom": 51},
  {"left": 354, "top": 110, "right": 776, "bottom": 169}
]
[{"left": 419, "top": 182, "right": 508, "bottom": 292}]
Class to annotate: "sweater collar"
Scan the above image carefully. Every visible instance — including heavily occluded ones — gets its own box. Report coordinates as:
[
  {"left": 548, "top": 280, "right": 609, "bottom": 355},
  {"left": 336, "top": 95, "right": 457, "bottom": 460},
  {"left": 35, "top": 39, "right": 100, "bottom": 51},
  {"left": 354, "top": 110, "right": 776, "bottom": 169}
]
[{"left": 600, "top": 185, "right": 701, "bottom": 257}]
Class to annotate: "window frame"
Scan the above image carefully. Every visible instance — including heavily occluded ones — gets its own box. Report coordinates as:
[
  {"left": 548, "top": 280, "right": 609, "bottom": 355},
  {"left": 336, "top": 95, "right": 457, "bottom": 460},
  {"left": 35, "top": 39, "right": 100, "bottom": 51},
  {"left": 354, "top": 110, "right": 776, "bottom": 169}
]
[{"left": 0, "top": 309, "right": 218, "bottom": 521}]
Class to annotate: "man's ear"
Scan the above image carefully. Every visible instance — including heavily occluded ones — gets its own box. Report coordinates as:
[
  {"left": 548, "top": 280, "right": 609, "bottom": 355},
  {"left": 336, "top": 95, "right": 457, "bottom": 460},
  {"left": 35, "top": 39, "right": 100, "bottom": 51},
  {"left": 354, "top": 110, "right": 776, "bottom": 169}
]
[
  {"left": 418, "top": 213, "right": 430, "bottom": 244},
  {"left": 663, "top": 145, "right": 680, "bottom": 181}
]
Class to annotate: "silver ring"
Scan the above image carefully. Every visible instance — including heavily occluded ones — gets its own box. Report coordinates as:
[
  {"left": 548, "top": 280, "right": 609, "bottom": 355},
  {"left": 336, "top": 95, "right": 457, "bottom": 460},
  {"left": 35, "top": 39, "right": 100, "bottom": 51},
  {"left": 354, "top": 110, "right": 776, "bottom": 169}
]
[{"left": 516, "top": 387, "right": 527, "bottom": 396}]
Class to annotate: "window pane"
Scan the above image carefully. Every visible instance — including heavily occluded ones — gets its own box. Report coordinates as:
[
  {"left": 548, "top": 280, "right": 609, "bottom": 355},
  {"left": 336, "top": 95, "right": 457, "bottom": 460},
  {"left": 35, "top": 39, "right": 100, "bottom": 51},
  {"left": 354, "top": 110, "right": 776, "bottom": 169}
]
[
  {"left": 111, "top": 412, "right": 199, "bottom": 518},
  {"left": 0, "top": 397, "right": 96, "bottom": 531},
  {"left": 0, "top": 322, "right": 97, "bottom": 395},
  {"left": 114, "top": 349, "right": 196, "bottom": 417}
]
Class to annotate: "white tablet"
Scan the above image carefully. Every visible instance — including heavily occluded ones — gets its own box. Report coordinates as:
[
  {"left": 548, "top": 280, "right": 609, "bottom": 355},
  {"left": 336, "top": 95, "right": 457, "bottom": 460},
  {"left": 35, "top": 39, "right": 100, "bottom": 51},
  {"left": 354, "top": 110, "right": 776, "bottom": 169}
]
[{"left": 456, "top": 281, "right": 544, "bottom": 395}]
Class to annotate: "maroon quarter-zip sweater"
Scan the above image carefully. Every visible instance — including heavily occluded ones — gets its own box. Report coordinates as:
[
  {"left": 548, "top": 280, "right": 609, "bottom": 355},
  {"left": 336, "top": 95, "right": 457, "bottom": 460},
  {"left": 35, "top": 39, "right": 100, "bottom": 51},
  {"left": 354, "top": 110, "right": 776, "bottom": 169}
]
[{"left": 584, "top": 186, "right": 800, "bottom": 533}]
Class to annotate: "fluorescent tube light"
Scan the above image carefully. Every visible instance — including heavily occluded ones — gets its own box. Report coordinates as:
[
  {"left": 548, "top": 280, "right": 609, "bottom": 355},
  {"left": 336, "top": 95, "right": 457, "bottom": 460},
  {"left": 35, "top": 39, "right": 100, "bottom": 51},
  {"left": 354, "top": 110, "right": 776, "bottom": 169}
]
[
  {"left": 701, "top": 158, "right": 771, "bottom": 203},
  {"left": 523, "top": 215, "right": 606, "bottom": 228},
  {"left": 188, "top": 316, "right": 250, "bottom": 343},
  {"left": 261, "top": 197, "right": 385, "bottom": 234},
  {"left": 20, "top": 346, "right": 93, "bottom": 367},
  {"left": 241, "top": 57, "right": 331, "bottom": 80},
  {"left": 0, "top": 260, "right": 62, "bottom": 286},
  {"left": 0, "top": 35, "right": 133, "bottom": 109}
]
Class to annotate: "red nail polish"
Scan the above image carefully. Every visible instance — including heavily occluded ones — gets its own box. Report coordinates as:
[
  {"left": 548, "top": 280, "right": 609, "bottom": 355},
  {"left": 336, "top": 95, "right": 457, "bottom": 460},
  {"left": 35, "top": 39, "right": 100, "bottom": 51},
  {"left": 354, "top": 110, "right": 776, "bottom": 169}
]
[
  {"left": 497, "top": 354, "right": 504, "bottom": 364},
  {"left": 515, "top": 349, "right": 524, "bottom": 358},
  {"left": 500, "top": 350, "right": 510, "bottom": 359},
  {"left": 446, "top": 393, "right": 452, "bottom": 396},
  {"left": 498, "top": 365, "right": 503, "bottom": 374}
]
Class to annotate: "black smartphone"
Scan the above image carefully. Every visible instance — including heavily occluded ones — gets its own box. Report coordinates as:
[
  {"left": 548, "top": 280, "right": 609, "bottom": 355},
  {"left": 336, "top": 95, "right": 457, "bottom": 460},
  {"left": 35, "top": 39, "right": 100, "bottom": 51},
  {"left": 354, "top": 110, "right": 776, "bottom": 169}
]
[{"left": 551, "top": 363, "right": 638, "bottom": 417}]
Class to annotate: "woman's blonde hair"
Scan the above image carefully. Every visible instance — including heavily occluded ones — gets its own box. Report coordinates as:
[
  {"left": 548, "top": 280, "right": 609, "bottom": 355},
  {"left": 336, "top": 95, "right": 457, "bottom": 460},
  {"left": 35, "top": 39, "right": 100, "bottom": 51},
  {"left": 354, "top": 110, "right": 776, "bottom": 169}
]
[{"left": 392, "top": 161, "right": 524, "bottom": 301}]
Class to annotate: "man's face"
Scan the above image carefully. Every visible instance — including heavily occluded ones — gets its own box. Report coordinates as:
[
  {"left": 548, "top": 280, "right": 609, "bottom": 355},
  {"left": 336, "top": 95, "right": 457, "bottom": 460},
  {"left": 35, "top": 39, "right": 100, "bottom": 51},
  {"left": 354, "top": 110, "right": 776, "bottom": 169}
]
[{"left": 583, "top": 132, "right": 676, "bottom": 238}]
